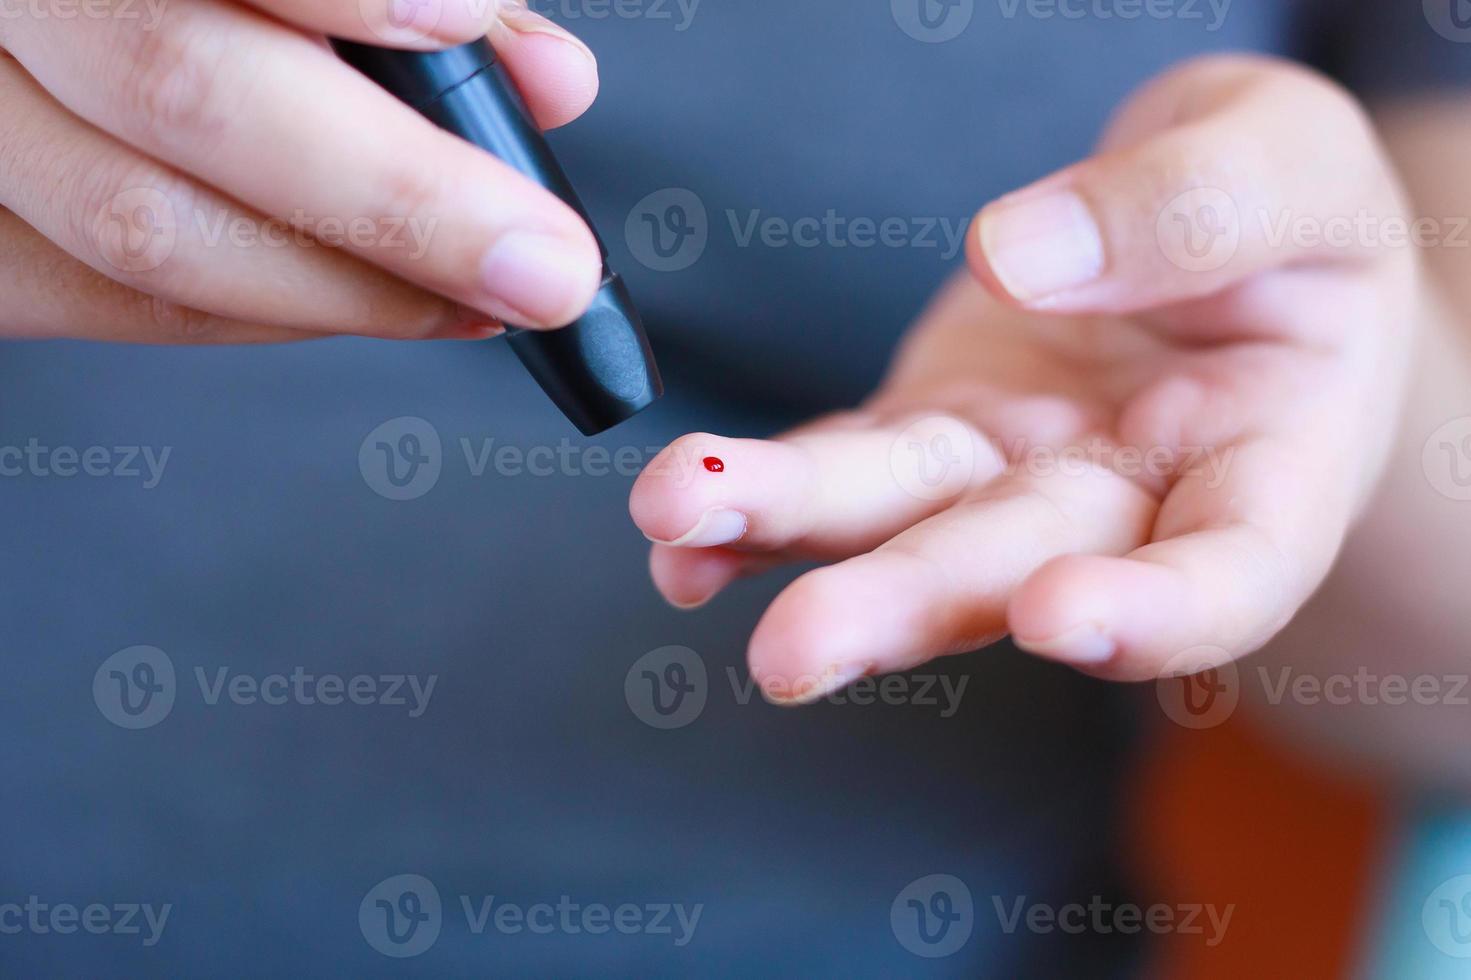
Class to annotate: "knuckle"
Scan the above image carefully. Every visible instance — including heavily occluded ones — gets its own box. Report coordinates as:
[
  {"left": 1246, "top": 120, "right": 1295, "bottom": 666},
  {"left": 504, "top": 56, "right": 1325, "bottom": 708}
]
[
  {"left": 367, "top": 299, "right": 456, "bottom": 339},
  {"left": 75, "top": 162, "right": 191, "bottom": 281},
  {"left": 140, "top": 293, "right": 216, "bottom": 340},
  {"left": 374, "top": 162, "right": 451, "bottom": 228},
  {"left": 112, "top": 14, "right": 233, "bottom": 149}
]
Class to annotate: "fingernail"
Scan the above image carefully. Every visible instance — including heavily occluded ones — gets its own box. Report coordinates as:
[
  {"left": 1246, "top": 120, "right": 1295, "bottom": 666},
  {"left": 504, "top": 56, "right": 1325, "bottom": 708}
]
[
  {"left": 436, "top": 323, "right": 506, "bottom": 341},
  {"left": 762, "top": 663, "right": 870, "bottom": 707},
  {"left": 1016, "top": 625, "right": 1116, "bottom": 665},
  {"left": 669, "top": 591, "right": 715, "bottom": 612},
  {"left": 495, "top": 0, "right": 598, "bottom": 66},
  {"left": 421, "top": 0, "right": 498, "bottom": 41},
  {"left": 647, "top": 508, "right": 748, "bottom": 549},
  {"left": 478, "top": 231, "right": 597, "bottom": 328},
  {"left": 979, "top": 190, "right": 1105, "bottom": 304}
]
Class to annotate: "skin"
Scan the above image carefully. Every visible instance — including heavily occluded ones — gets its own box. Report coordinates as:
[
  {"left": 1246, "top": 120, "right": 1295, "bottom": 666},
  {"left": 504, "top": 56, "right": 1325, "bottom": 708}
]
[
  {"left": 1244, "top": 99, "right": 1471, "bottom": 790},
  {"left": 1, "top": 7, "right": 1466, "bottom": 782},
  {"left": 0, "top": 0, "right": 604, "bottom": 342},
  {"left": 630, "top": 55, "right": 1450, "bottom": 733}
]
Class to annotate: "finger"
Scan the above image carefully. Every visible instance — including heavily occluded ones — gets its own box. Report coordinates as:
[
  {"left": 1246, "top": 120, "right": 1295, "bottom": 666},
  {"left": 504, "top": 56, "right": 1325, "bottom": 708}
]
[
  {"left": 966, "top": 55, "right": 1406, "bottom": 316},
  {"left": 746, "top": 467, "right": 1156, "bottom": 705},
  {"left": 243, "top": 0, "right": 601, "bottom": 129},
  {"left": 4, "top": 0, "right": 602, "bottom": 328},
  {"left": 487, "top": 1, "right": 601, "bottom": 130},
  {"left": 1008, "top": 438, "right": 1350, "bottom": 682},
  {"left": 243, "top": 0, "right": 504, "bottom": 50},
  {"left": 0, "top": 57, "right": 495, "bottom": 339},
  {"left": 647, "top": 545, "right": 783, "bottom": 611},
  {"left": 0, "top": 208, "right": 326, "bottom": 344},
  {"left": 629, "top": 418, "right": 1006, "bottom": 558}
]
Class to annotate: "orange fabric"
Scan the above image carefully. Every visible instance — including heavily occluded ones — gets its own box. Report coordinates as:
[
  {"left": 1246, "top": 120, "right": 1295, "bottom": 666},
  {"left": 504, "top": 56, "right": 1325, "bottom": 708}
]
[{"left": 1128, "top": 716, "right": 1389, "bottom": 980}]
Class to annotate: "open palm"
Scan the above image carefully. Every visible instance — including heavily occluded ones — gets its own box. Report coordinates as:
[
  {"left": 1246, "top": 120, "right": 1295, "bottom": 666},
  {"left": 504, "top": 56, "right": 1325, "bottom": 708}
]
[{"left": 631, "top": 55, "right": 1417, "bottom": 699}]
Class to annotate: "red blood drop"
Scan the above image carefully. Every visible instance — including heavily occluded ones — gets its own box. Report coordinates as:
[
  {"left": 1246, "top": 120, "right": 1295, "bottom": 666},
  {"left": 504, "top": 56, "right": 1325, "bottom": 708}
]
[{"left": 703, "top": 456, "right": 725, "bottom": 473}]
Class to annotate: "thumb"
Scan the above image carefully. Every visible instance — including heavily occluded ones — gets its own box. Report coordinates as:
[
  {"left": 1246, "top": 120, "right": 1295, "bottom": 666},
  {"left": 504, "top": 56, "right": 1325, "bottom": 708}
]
[{"left": 966, "top": 56, "right": 1406, "bottom": 315}]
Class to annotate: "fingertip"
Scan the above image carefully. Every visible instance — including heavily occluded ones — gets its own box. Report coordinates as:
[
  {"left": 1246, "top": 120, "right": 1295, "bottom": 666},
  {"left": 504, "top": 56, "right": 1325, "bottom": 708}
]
[
  {"left": 748, "top": 553, "right": 941, "bottom": 704},
  {"left": 964, "top": 207, "right": 1022, "bottom": 308},
  {"left": 491, "top": 5, "right": 601, "bottom": 129},
  {"left": 648, "top": 545, "right": 743, "bottom": 610},
  {"left": 344, "top": 0, "right": 502, "bottom": 50},
  {"left": 475, "top": 218, "right": 602, "bottom": 329},
  {"left": 629, "top": 433, "right": 738, "bottom": 543},
  {"left": 748, "top": 569, "right": 874, "bottom": 705},
  {"left": 1009, "top": 555, "right": 1191, "bottom": 679}
]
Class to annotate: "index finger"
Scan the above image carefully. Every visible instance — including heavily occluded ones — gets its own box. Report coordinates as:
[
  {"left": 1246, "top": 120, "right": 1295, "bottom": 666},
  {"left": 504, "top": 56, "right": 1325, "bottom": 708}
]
[
  {"left": 3, "top": 0, "right": 603, "bottom": 327},
  {"left": 240, "top": 0, "right": 602, "bottom": 128},
  {"left": 242, "top": 0, "right": 506, "bottom": 50}
]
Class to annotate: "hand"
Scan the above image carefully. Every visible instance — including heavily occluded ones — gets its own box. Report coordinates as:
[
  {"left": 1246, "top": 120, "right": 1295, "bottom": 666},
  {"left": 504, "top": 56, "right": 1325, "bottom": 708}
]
[
  {"left": 630, "top": 55, "right": 1419, "bottom": 699},
  {"left": 0, "top": 0, "right": 601, "bottom": 343}
]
